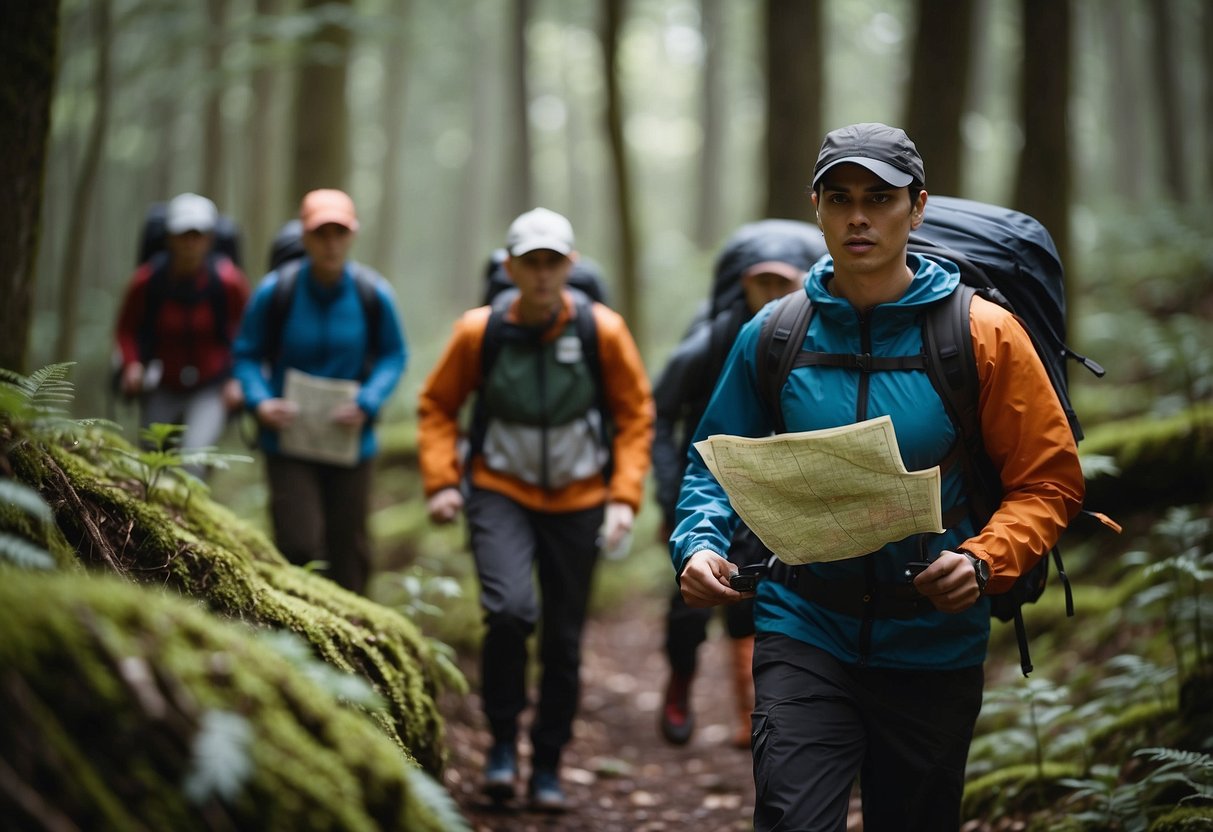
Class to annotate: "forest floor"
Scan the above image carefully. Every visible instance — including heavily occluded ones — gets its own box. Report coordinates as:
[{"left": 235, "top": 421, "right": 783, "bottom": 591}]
[{"left": 436, "top": 596, "right": 866, "bottom": 832}]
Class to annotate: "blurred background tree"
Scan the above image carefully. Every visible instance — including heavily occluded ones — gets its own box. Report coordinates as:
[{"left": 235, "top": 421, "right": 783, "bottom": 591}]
[{"left": 5, "top": 0, "right": 1210, "bottom": 433}]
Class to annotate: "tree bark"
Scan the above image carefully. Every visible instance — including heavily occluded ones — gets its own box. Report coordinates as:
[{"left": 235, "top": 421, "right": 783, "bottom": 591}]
[
  {"left": 0, "top": 2, "right": 59, "bottom": 373},
  {"left": 247, "top": 0, "right": 286, "bottom": 276},
  {"left": 903, "top": 0, "right": 975, "bottom": 197},
  {"left": 1147, "top": 0, "right": 1185, "bottom": 203},
  {"left": 600, "top": 0, "right": 641, "bottom": 335},
  {"left": 53, "top": 0, "right": 109, "bottom": 364},
  {"left": 291, "top": 0, "right": 353, "bottom": 197},
  {"left": 202, "top": 0, "right": 228, "bottom": 204},
  {"left": 1102, "top": 2, "right": 1145, "bottom": 202},
  {"left": 764, "top": 0, "right": 821, "bottom": 222},
  {"left": 503, "top": 0, "right": 534, "bottom": 218},
  {"left": 371, "top": 3, "right": 411, "bottom": 273},
  {"left": 1013, "top": 0, "right": 1071, "bottom": 278},
  {"left": 695, "top": 0, "right": 725, "bottom": 249}
]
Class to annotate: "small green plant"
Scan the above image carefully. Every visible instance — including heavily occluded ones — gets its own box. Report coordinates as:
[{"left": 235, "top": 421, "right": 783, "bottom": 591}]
[
  {"left": 1061, "top": 747, "right": 1213, "bottom": 831},
  {"left": 980, "top": 677, "right": 1076, "bottom": 781},
  {"left": 109, "top": 422, "right": 252, "bottom": 502},
  {"left": 0, "top": 362, "right": 117, "bottom": 447},
  {"left": 1129, "top": 507, "right": 1213, "bottom": 683}
]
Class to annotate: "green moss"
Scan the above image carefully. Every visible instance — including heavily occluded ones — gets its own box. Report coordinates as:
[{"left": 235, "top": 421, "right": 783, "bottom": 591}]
[
  {"left": 0, "top": 571, "right": 466, "bottom": 831},
  {"left": 1149, "top": 805, "right": 1213, "bottom": 831},
  {"left": 6, "top": 426, "right": 459, "bottom": 776},
  {"left": 963, "top": 761, "right": 1083, "bottom": 820}
]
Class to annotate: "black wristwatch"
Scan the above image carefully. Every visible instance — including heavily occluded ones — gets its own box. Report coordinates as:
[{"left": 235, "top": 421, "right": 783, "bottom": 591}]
[{"left": 963, "top": 552, "right": 991, "bottom": 594}]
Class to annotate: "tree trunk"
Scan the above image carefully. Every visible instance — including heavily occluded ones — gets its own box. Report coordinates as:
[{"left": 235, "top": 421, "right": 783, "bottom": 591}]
[
  {"left": 54, "top": 0, "right": 110, "bottom": 364},
  {"left": 247, "top": 0, "right": 286, "bottom": 276},
  {"left": 695, "top": 0, "right": 725, "bottom": 249},
  {"left": 1013, "top": 0, "right": 1070, "bottom": 277},
  {"left": 600, "top": 0, "right": 641, "bottom": 335},
  {"left": 1205, "top": 3, "right": 1213, "bottom": 198},
  {"left": 1148, "top": 0, "right": 1185, "bottom": 203},
  {"left": 904, "top": 0, "right": 975, "bottom": 197},
  {"left": 1102, "top": 2, "right": 1145, "bottom": 202},
  {"left": 202, "top": 0, "right": 228, "bottom": 204},
  {"left": 0, "top": 3, "right": 59, "bottom": 373},
  {"left": 503, "top": 0, "right": 534, "bottom": 218},
  {"left": 764, "top": 0, "right": 821, "bottom": 222},
  {"left": 291, "top": 0, "right": 353, "bottom": 197},
  {"left": 371, "top": 4, "right": 411, "bottom": 273}
]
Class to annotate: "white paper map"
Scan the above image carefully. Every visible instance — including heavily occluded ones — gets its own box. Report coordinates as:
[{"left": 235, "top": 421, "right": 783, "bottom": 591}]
[
  {"left": 279, "top": 369, "right": 360, "bottom": 466},
  {"left": 693, "top": 415, "right": 942, "bottom": 565}
]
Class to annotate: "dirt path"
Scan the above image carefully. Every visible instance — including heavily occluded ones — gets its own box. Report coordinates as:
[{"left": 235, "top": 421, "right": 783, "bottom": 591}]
[{"left": 440, "top": 597, "right": 760, "bottom": 832}]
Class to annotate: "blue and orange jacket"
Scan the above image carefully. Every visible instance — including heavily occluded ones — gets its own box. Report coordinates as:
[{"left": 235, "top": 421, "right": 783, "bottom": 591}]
[{"left": 670, "top": 254, "right": 1084, "bottom": 670}]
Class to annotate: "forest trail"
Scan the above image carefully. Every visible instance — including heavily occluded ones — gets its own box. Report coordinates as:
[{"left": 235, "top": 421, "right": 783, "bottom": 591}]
[{"left": 440, "top": 596, "right": 765, "bottom": 832}]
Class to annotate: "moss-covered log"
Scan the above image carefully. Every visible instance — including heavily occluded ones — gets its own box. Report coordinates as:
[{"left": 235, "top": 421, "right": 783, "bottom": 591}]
[
  {"left": 1081, "top": 404, "right": 1213, "bottom": 520},
  {"left": 0, "top": 571, "right": 466, "bottom": 831},
  {"left": 4, "top": 421, "right": 459, "bottom": 777}
]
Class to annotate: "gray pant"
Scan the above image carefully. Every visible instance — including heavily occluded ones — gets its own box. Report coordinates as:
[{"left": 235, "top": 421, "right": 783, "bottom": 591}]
[
  {"left": 141, "top": 381, "right": 229, "bottom": 478},
  {"left": 464, "top": 488, "right": 604, "bottom": 768}
]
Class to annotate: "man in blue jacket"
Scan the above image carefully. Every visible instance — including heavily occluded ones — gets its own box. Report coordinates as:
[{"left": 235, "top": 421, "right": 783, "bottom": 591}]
[
  {"left": 671, "top": 124, "right": 1084, "bottom": 831},
  {"left": 233, "top": 189, "right": 407, "bottom": 594}
]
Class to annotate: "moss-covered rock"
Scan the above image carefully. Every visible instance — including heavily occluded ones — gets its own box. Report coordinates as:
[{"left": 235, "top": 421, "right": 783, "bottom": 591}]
[{"left": 0, "top": 570, "right": 468, "bottom": 831}]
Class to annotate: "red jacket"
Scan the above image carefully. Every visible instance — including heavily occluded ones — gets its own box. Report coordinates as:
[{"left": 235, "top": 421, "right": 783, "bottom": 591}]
[{"left": 115, "top": 255, "right": 249, "bottom": 391}]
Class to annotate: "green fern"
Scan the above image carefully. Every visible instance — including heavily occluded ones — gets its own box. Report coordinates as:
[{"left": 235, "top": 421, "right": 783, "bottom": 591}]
[{"left": 0, "top": 479, "right": 56, "bottom": 570}]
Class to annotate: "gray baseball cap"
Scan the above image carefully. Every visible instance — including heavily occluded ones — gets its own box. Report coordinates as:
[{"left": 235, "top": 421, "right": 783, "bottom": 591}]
[{"left": 812, "top": 122, "right": 925, "bottom": 189}]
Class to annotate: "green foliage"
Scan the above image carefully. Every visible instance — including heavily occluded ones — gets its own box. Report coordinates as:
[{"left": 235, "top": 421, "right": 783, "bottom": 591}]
[
  {"left": 182, "top": 710, "right": 254, "bottom": 805},
  {"left": 107, "top": 421, "right": 253, "bottom": 503},
  {"left": 1060, "top": 748, "right": 1213, "bottom": 832},
  {"left": 0, "top": 479, "right": 56, "bottom": 570},
  {"left": 0, "top": 362, "right": 119, "bottom": 447}
]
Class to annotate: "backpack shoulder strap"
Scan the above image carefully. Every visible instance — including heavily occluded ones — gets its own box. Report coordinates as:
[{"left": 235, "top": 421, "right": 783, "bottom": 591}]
[
  {"left": 349, "top": 262, "right": 384, "bottom": 378},
  {"left": 138, "top": 252, "right": 172, "bottom": 361},
  {"left": 756, "top": 292, "right": 813, "bottom": 434},
  {"left": 265, "top": 259, "right": 302, "bottom": 366},
  {"left": 571, "top": 291, "right": 602, "bottom": 398},
  {"left": 204, "top": 254, "right": 230, "bottom": 347}
]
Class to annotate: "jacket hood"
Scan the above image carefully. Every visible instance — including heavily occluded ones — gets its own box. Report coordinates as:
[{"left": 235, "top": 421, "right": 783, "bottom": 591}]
[
  {"left": 805, "top": 253, "right": 961, "bottom": 318},
  {"left": 710, "top": 219, "right": 828, "bottom": 317}
]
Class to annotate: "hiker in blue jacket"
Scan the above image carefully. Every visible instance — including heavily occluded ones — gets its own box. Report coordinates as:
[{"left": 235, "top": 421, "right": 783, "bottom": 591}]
[
  {"left": 233, "top": 189, "right": 407, "bottom": 595},
  {"left": 671, "top": 123, "right": 1084, "bottom": 831}
]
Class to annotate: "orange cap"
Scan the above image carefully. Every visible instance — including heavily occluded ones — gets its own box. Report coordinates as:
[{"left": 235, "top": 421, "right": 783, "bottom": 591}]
[{"left": 300, "top": 189, "right": 359, "bottom": 233}]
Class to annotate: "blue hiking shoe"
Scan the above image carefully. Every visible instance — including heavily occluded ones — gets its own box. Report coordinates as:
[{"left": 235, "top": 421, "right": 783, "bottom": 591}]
[
  {"left": 482, "top": 742, "right": 517, "bottom": 802},
  {"left": 528, "top": 767, "right": 568, "bottom": 813}
]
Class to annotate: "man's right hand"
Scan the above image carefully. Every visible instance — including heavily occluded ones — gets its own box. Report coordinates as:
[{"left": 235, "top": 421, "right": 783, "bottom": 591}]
[
  {"left": 427, "top": 487, "right": 464, "bottom": 524},
  {"left": 255, "top": 398, "right": 299, "bottom": 430},
  {"left": 679, "top": 548, "right": 750, "bottom": 607}
]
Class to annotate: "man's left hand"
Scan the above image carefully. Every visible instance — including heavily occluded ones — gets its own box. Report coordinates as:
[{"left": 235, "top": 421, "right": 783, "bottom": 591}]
[
  {"left": 602, "top": 501, "right": 634, "bottom": 552},
  {"left": 331, "top": 401, "right": 367, "bottom": 428},
  {"left": 913, "top": 550, "right": 983, "bottom": 613}
]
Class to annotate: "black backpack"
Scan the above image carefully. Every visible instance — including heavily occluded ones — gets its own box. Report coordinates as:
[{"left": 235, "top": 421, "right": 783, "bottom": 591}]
[
  {"left": 756, "top": 196, "right": 1105, "bottom": 676},
  {"left": 482, "top": 248, "right": 611, "bottom": 307},
  {"left": 468, "top": 286, "right": 610, "bottom": 481},
  {"left": 137, "top": 201, "right": 243, "bottom": 268}
]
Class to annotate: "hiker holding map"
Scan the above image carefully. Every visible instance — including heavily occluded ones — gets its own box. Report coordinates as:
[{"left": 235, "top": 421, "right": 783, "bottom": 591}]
[{"left": 669, "top": 123, "right": 1085, "bottom": 832}]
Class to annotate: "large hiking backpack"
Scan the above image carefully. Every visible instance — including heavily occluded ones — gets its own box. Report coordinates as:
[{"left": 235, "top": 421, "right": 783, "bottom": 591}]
[
  {"left": 482, "top": 248, "right": 611, "bottom": 307},
  {"left": 468, "top": 285, "right": 611, "bottom": 483},
  {"left": 756, "top": 195, "right": 1106, "bottom": 676},
  {"left": 138, "top": 201, "right": 243, "bottom": 268}
]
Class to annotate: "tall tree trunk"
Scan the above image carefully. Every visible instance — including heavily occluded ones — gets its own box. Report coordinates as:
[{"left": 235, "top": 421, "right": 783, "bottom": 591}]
[
  {"left": 54, "top": 0, "right": 110, "bottom": 364},
  {"left": 1102, "top": 2, "right": 1145, "bottom": 202},
  {"left": 291, "top": 0, "right": 352, "bottom": 197},
  {"left": 503, "top": 0, "right": 534, "bottom": 218},
  {"left": 1205, "top": 1, "right": 1213, "bottom": 198},
  {"left": 904, "top": 0, "right": 975, "bottom": 197},
  {"left": 695, "top": 0, "right": 725, "bottom": 249},
  {"left": 372, "top": 4, "right": 411, "bottom": 272},
  {"left": 1013, "top": 0, "right": 1071, "bottom": 317},
  {"left": 764, "top": 0, "right": 821, "bottom": 222},
  {"left": 202, "top": 0, "right": 228, "bottom": 204},
  {"left": 600, "top": 0, "right": 640, "bottom": 335},
  {"left": 0, "top": 2, "right": 60, "bottom": 373},
  {"left": 1147, "top": 0, "right": 1185, "bottom": 203},
  {"left": 451, "top": 0, "right": 494, "bottom": 309},
  {"left": 247, "top": 0, "right": 285, "bottom": 277}
]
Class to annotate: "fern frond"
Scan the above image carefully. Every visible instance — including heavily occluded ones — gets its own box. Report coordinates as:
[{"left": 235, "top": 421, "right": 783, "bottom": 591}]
[
  {"left": 0, "top": 532, "right": 56, "bottom": 570},
  {"left": 0, "top": 479, "right": 52, "bottom": 522}
]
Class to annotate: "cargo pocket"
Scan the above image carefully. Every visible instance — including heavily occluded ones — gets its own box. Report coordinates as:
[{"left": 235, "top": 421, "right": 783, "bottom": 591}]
[{"left": 750, "top": 711, "right": 773, "bottom": 802}]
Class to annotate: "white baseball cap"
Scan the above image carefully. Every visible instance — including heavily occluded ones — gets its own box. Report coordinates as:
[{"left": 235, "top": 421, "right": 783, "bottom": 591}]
[
  {"left": 165, "top": 192, "right": 218, "bottom": 234},
  {"left": 506, "top": 207, "right": 575, "bottom": 257}
]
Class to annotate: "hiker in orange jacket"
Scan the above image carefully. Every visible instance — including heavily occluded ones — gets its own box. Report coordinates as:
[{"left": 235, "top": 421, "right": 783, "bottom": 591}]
[{"left": 418, "top": 207, "right": 653, "bottom": 813}]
